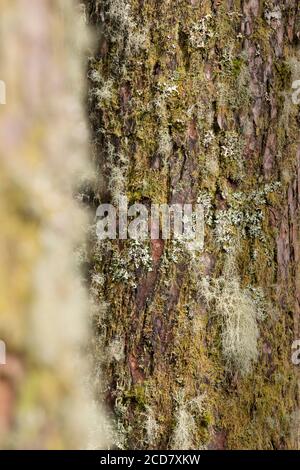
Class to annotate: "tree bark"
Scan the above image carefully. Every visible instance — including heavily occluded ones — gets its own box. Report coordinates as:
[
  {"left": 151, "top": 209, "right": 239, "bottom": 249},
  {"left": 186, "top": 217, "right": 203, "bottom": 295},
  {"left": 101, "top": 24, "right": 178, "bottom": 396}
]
[{"left": 85, "top": 0, "right": 300, "bottom": 449}]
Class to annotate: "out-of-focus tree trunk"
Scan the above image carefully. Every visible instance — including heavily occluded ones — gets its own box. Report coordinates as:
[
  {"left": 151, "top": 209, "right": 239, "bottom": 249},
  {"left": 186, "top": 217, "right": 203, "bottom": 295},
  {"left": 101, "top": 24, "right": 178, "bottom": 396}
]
[
  {"left": 0, "top": 0, "right": 107, "bottom": 450},
  {"left": 86, "top": 0, "right": 300, "bottom": 450}
]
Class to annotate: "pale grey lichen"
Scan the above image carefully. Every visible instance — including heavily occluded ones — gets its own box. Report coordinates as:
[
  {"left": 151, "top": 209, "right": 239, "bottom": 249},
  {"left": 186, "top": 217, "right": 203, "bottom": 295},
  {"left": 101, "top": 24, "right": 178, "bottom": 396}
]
[
  {"left": 198, "top": 182, "right": 281, "bottom": 252},
  {"left": 109, "top": 240, "right": 153, "bottom": 288},
  {"left": 200, "top": 258, "right": 266, "bottom": 375},
  {"left": 189, "top": 14, "right": 214, "bottom": 50}
]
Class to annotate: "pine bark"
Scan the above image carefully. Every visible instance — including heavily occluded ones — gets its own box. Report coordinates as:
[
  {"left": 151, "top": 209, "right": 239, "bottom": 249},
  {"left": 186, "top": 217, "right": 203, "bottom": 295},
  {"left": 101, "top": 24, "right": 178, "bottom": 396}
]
[{"left": 85, "top": 0, "right": 300, "bottom": 449}]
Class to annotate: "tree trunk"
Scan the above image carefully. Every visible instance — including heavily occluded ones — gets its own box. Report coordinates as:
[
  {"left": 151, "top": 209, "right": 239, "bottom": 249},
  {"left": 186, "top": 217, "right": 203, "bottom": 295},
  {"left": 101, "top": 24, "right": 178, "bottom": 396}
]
[
  {"left": 85, "top": 0, "right": 300, "bottom": 450},
  {"left": 0, "top": 0, "right": 107, "bottom": 450}
]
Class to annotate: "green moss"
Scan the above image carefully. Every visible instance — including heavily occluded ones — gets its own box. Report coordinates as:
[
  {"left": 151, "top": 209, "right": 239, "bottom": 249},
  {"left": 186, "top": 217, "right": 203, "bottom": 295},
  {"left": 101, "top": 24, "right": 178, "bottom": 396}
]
[
  {"left": 125, "top": 384, "right": 147, "bottom": 410},
  {"left": 275, "top": 61, "right": 292, "bottom": 90}
]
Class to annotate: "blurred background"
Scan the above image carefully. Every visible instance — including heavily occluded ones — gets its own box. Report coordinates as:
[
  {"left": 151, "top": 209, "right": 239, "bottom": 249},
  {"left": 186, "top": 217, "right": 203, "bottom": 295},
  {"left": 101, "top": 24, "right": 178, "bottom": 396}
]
[{"left": 0, "top": 0, "right": 108, "bottom": 449}]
